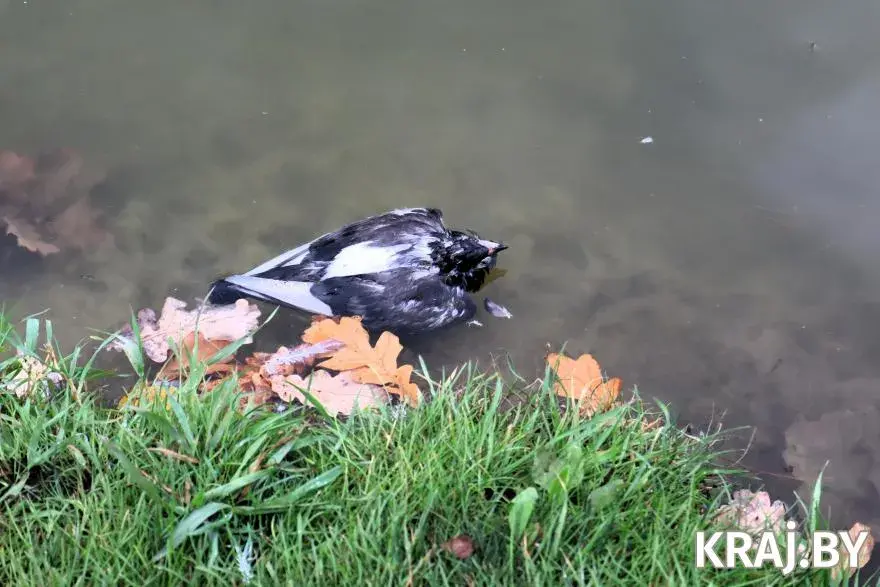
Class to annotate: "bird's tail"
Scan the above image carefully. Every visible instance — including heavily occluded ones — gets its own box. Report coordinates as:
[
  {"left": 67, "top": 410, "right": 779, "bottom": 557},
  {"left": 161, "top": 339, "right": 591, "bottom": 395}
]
[
  {"left": 206, "top": 274, "right": 333, "bottom": 317},
  {"left": 206, "top": 278, "right": 251, "bottom": 306}
]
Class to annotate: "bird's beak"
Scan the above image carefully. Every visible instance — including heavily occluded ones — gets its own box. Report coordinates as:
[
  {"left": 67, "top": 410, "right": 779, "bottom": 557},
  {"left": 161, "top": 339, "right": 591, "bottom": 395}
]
[{"left": 479, "top": 239, "right": 508, "bottom": 254}]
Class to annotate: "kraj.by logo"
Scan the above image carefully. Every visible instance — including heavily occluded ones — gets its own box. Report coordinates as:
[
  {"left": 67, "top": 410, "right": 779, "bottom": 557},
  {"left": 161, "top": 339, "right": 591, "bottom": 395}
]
[{"left": 695, "top": 520, "right": 871, "bottom": 576}]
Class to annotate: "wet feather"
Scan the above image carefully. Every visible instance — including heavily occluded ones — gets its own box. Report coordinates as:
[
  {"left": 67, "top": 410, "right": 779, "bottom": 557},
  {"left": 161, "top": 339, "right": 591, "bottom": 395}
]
[{"left": 483, "top": 298, "right": 513, "bottom": 319}]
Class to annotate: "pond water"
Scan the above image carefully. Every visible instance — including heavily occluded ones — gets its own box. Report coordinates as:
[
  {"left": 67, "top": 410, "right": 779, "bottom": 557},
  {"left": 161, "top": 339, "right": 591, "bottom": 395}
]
[{"left": 3, "top": 0, "right": 880, "bottom": 537}]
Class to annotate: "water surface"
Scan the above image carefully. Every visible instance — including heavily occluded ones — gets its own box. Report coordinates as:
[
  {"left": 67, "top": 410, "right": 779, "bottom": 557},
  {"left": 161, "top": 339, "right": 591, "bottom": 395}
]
[{"left": 2, "top": 0, "right": 880, "bottom": 535}]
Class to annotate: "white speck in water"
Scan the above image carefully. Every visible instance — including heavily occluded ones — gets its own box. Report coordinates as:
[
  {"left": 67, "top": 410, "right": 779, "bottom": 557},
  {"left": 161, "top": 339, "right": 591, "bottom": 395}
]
[
  {"left": 640, "top": 136, "right": 654, "bottom": 144},
  {"left": 461, "top": 48, "right": 466, "bottom": 52},
  {"left": 501, "top": 47, "right": 505, "bottom": 51},
  {"left": 466, "top": 319, "right": 484, "bottom": 328},
  {"left": 758, "top": 118, "right": 764, "bottom": 122},
  {"left": 261, "top": 111, "right": 268, "bottom": 116}
]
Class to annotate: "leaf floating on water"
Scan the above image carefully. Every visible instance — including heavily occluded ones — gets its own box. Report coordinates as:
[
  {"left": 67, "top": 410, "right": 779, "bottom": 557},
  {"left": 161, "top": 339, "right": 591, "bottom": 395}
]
[
  {"left": 260, "top": 340, "right": 345, "bottom": 377},
  {"left": 118, "top": 309, "right": 422, "bottom": 415},
  {"left": 483, "top": 298, "right": 512, "bottom": 319},
  {"left": 271, "top": 369, "right": 389, "bottom": 416},
  {"left": 832, "top": 522, "right": 874, "bottom": 580},
  {"left": 303, "top": 316, "right": 421, "bottom": 406},
  {"left": 712, "top": 489, "right": 788, "bottom": 536},
  {"left": 207, "top": 341, "right": 347, "bottom": 408},
  {"left": 545, "top": 352, "right": 622, "bottom": 417},
  {"left": 108, "top": 297, "right": 261, "bottom": 363},
  {"left": 1, "top": 351, "right": 64, "bottom": 399}
]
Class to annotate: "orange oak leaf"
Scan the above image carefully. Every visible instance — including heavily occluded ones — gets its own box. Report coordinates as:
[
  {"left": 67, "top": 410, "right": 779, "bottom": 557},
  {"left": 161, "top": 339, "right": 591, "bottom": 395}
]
[
  {"left": 159, "top": 332, "right": 236, "bottom": 379},
  {"left": 546, "top": 352, "right": 622, "bottom": 418},
  {"left": 546, "top": 352, "right": 603, "bottom": 398},
  {"left": 579, "top": 377, "right": 622, "bottom": 418},
  {"left": 392, "top": 363, "right": 421, "bottom": 407},
  {"left": 302, "top": 316, "right": 420, "bottom": 405}
]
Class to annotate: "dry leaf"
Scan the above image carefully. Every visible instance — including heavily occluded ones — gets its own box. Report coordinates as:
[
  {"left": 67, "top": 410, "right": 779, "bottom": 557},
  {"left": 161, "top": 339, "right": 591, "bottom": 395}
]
[
  {"left": 117, "top": 381, "right": 178, "bottom": 409},
  {"left": 260, "top": 340, "right": 345, "bottom": 377},
  {"left": 271, "top": 369, "right": 389, "bottom": 416},
  {"left": 1, "top": 351, "right": 64, "bottom": 399},
  {"left": 713, "top": 489, "right": 788, "bottom": 536},
  {"left": 546, "top": 352, "right": 622, "bottom": 417},
  {"left": 108, "top": 297, "right": 261, "bottom": 363},
  {"left": 303, "top": 316, "right": 421, "bottom": 406},
  {"left": 147, "top": 447, "right": 200, "bottom": 464},
  {"left": 157, "top": 331, "right": 236, "bottom": 379},
  {"left": 441, "top": 535, "right": 475, "bottom": 560},
  {"left": 832, "top": 522, "right": 874, "bottom": 580},
  {"left": 203, "top": 341, "right": 346, "bottom": 409}
]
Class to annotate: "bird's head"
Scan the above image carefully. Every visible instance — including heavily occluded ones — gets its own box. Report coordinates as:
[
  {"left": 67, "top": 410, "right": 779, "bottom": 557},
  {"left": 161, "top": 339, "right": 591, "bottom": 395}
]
[{"left": 439, "top": 230, "right": 509, "bottom": 292}]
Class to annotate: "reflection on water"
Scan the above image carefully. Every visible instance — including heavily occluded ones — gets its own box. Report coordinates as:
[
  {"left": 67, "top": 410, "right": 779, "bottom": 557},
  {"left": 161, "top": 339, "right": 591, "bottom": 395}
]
[{"left": 2, "top": 0, "right": 880, "bottom": 536}]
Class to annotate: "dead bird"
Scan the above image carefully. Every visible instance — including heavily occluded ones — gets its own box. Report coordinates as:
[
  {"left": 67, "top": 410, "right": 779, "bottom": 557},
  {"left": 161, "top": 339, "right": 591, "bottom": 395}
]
[{"left": 208, "top": 207, "right": 508, "bottom": 335}]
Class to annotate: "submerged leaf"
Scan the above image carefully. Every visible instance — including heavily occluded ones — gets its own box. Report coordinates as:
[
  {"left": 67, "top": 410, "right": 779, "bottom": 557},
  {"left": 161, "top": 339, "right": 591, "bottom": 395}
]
[{"left": 0, "top": 148, "right": 111, "bottom": 256}]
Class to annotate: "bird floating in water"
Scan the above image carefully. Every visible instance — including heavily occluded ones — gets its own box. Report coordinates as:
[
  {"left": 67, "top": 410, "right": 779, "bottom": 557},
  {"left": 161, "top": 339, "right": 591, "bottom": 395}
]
[{"left": 208, "top": 207, "right": 508, "bottom": 335}]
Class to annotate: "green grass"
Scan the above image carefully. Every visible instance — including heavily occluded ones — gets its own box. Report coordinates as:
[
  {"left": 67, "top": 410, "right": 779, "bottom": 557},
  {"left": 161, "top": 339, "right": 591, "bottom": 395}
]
[{"left": 0, "top": 313, "right": 861, "bottom": 585}]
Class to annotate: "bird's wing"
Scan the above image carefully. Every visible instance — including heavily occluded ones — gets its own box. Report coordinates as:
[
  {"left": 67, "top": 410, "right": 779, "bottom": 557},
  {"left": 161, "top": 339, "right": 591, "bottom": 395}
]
[
  {"left": 312, "top": 270, "right": 476, "bottom": 332},
  {"left": 244, "top": 208, "right": 445, "bottom": 279},
  {"left": 219, "top": 274, "right": 333, "bottom": 316},
  {"left": 243, "top": 241, "right": 313, "bottom": 276}
]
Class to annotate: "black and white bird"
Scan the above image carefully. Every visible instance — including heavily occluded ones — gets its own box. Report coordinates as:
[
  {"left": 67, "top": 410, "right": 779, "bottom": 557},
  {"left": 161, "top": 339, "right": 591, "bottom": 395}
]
[{"left": 207, "top": 207, "right": 508, "bottom": 335}]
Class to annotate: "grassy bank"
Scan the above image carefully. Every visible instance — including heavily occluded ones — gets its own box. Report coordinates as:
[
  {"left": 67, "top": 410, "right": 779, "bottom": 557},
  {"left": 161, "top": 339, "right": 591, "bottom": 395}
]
[{"left": 0, "top": 313, "right": 853, "bottom": 585}]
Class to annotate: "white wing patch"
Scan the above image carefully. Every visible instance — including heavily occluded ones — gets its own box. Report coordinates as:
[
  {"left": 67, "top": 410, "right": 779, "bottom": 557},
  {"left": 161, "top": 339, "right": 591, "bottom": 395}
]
[
  {"left": 223, "top": 275, "right": 333, "bottom": 315},
  {"left": 322, "top": 241, "right": 412, "bottom": 279}
]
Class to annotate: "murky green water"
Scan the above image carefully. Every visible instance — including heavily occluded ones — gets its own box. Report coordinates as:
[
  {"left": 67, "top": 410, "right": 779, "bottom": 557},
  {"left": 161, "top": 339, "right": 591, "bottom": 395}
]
[{"left": 3, "top": 0, "right": 880, "bottom": 535}]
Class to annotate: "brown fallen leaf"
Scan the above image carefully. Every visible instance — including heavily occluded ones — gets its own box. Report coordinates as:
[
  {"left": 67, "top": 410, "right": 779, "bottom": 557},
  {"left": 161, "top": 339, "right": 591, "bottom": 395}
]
[
  {"left": 157, "top": 331, "right": 236, "bottom": 380},
  {"left": 832, "top": 522, "right": 874, "bottom": 580},
  {"left": 271, "top": 369, "right": 389, "bottom": 416},
  {"left": 117, "top": 381, "right": 178, "bottom": 410},
  {"left": 201, "top": 341, "right": 347, "bottom": 410},
  {"left": 441, "top": 535, "right": 475, "bottom": 560},
  {"left": 1, "top": 350, "right": 64, "bottom": 399},
  {"left": 713, "top": 489, "right": 788, "bottom": 536},
  {"left": 108, "top": 297, "right": 261, "bottom": 363},
  {"left": 302, "top": 316, "right": 421, "bottom": 406},
  {"left": 546, "top": 352, "right": 622, "bottom": 417},
  {"left": 146, "top": 447, "right": 200, "bottom": 465}
]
